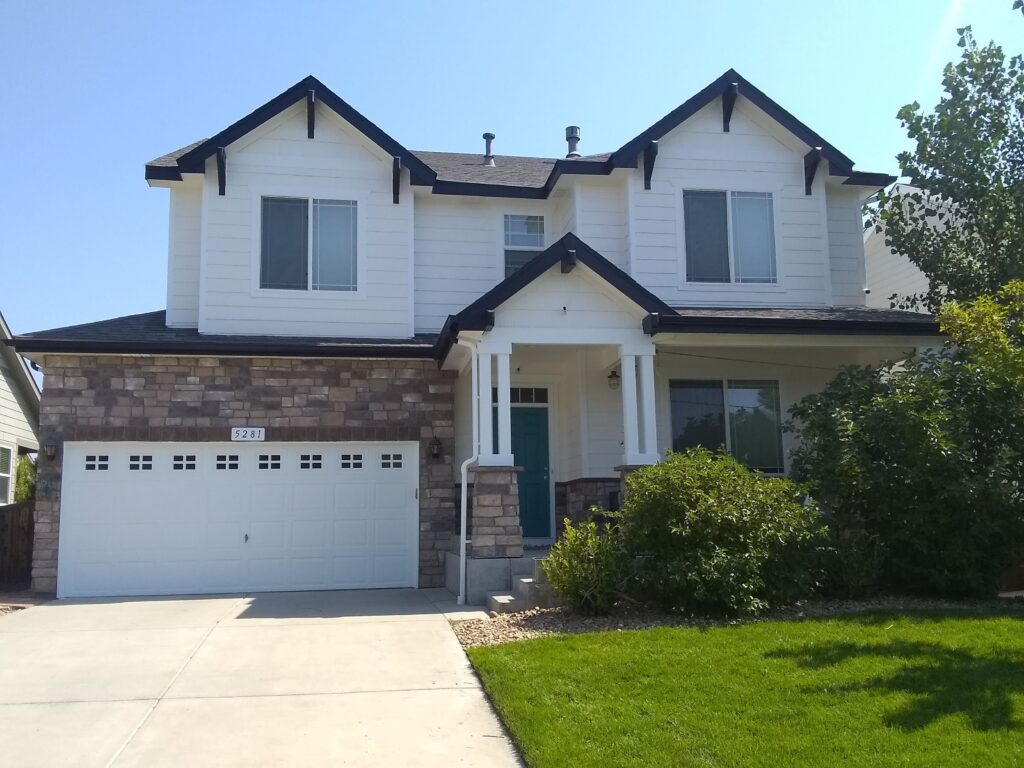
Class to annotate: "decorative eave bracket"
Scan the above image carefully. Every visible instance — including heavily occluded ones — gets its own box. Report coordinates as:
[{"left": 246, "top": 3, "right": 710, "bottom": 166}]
[
  {"left": 216, "top": 147, "right": 226, "bottom": 196},
  {"left": 561, "top": 248, "right": 577, "bottom": 273},
  {"left": 306, "top": 89, "right": 316, "bottom": 139},
  {"left": 643, "top": 141, "right": 659, "bottom": 190},
  {"left": 722, "top": 82, "right": 739, "bottom": 132},
  {"left": 393, "top": 156, "right": 401, "bottom": 204},
  {"left": 804, "top": 147, "right": 822, "bottom": 195}
]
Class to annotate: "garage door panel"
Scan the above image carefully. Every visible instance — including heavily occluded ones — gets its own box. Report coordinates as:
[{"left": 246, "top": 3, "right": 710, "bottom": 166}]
[{"left": 57, "top": 442, "right": 419, "bottom": 597}]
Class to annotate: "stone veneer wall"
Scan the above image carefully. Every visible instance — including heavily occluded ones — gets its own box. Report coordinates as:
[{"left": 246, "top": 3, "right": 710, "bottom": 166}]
[
  {"left": 32, "top": 355, "right": 457, "bottom": 593},
  {"left": 555, "top": 478, "right": 622, "bottom": 533},
  {"left": 469, "top": 467, "right": 523, "bottom": 558}
]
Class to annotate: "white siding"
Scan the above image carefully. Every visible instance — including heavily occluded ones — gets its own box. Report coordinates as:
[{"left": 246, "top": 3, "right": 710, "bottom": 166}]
[
  {"left": 864, "top": 228, "right": 929, "bottom": 308},
  {"left": 629, "top": 99, "right": 832, "bottom": 307},
  {"left": 827, "top": 186, "right": 867, "bottom": 306},
  {"left": 0, "top": 354, "right": 37, "bottom": 451},
  {"left": 198, "top": 102, "right": 414, "bottom": 338},
  {"left": 574, "top": 178, "right": 628, "bottom": 271},
  {"left": 413, "top": 195, "right": 556, "bottom": 333},
  {"left": 166, "top": 182, "right": 202, "bottom": 328}
]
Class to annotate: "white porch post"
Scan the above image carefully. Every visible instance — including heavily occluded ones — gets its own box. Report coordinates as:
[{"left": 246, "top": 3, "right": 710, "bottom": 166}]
[
  {"left": 477, "top": 352, "right": 494, "bottom": 462},
  {"left": 620, "top": 353, "right": 640, "bottom": 464},
  {"left": 496, "top": 351, "right": 513, "bottom": 461},
  {"left": 638, "top": 352, "right": 658, "bottom": 461}
]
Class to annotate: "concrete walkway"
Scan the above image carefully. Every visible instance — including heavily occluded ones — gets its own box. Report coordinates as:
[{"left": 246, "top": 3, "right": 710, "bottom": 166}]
[{"left": 0, "top": 588, "right": 521, "bottom": 767}]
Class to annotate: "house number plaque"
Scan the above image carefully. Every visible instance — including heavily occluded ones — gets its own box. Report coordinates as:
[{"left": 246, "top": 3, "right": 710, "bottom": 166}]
[{"left": 231, "top": 427, "right": 266, "bottom": 442}]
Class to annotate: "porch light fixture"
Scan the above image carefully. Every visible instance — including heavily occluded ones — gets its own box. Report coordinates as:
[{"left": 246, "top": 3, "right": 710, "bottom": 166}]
[
  {"left": 43, "top": 440, "right": 57, "bottom": 460},
  {"left": 429, "top": 436, "right": 443, "bottom": 459},
  {"left": 607, "top": 370, "right": 621, "bottom": 390}
]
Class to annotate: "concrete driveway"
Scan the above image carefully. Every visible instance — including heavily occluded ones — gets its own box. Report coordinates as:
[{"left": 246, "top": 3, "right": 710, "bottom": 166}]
[{"left": 0, "top": 589, "right": 521, "bottom": 767}]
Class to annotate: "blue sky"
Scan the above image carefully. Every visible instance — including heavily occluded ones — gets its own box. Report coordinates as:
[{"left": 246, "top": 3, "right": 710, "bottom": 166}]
[{"left": 0, "top": 0, "right": 1019, "bottom": 335}]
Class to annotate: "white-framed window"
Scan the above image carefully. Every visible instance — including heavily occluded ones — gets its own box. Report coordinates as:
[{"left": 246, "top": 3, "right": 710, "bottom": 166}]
[
  {"left": 0, "top": 445, "right": 12, "bottom": 504},
  {"left": 682, "top": 190, "right": 777, "bottom": 284},
  {"left": 260, "top": 196, "right": 358, "bottom": 291},
  {"left": 669, "top": 379, "right": 784, "bottom": 474},
  {"left": 503, "top": 214, "right": 545, "bottom": 277}
]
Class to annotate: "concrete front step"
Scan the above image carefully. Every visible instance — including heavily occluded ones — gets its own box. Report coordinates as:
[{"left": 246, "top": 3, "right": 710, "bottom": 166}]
[{"left": 487, "top": 576, "right": 558, "bottom": 614}]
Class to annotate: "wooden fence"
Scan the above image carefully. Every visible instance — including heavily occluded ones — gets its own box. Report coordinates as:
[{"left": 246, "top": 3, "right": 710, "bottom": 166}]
[{"left": 0, "top": 502, "right": 34, "bottom": 590}]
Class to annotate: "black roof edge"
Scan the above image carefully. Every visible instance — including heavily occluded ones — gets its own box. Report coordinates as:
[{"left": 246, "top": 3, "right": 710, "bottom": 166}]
[
  {"left": 611, "top": 69, "right": 857, "bottom": 174},
  {"left": 840, "top": 171, "right": 899, "bottom": 188},
  {"left": 144, "top": 165, "right": 185, "bottom": 182},
  {"left": 643, "top": 313, "right": 943, "bottom": 336},
  {"left": 10, "top": 337, "right": 436, "bottom": 359},
  {"left": 157, "top": 75, "right": 436, "bottom": 186},
  {"left": 434, "top": 315, "right": 459, "bottom": 367}
]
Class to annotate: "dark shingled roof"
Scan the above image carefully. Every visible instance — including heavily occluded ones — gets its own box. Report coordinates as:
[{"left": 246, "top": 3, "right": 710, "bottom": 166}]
[
  {"left": 147, "top": 140, "right": 205, "bottom": 168},
  {"left": 11, "top": 311, "right": 438, "bottom": 358},
  {"left": 647, "top": 306, "right": 942, "bottom": 336}
]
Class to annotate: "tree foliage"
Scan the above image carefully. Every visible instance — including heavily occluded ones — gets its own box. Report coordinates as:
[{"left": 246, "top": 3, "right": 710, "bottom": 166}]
[
  {"left": 790, "top": 282, "right": 1024, "bottom": 597},
  {"left": 14, "top": 455, "right": 36, "bottom": 503},
  {"left": 874, "top": 26, "right": 1024, "bottom": 311}
]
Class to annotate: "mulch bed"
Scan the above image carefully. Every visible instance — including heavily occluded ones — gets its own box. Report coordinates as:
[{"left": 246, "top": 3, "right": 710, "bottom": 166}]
[{"left": 452, "top": 595, "right": 1024, "bottom": 648}]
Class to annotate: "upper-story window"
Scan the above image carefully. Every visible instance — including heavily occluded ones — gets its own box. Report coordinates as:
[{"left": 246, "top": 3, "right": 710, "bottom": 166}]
[
  {"left": 260, "top": 197, "right": 357, "bottom": 291},
  {"left": 503, "top": 214, "right": 545, "bottom": 277},
  {"left": 683, "top": 191, "right": 776, "bottom": 284},
  {"left": 0, "top": 445, "right": 11, "bottom": 504}
]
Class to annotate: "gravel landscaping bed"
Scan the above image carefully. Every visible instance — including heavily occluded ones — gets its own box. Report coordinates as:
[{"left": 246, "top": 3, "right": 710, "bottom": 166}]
[{"left": 452, "top": 595, "right": 1024, "bottom": 648}]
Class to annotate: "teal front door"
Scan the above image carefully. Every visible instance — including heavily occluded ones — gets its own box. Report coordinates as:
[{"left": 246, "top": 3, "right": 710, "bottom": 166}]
[{"left": 494, "top": 406, "right": 552, "bottom": 539}]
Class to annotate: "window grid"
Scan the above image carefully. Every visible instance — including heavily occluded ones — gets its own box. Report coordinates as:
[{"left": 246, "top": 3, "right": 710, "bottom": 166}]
[
  {"left": 0, "top": 446, "right": 12, "bottom": 504},
  {"left": 300, "top": 453, "right": 323, "bottom": 470},
  {"left": 381, "top": 453, "right": 403, "bottom": 469},
  {"left": 491, "top": 387, "right": 549, "bottom": 405},
  {"left": 340, "top": 454, "right": 364, "bottom": 469},
  {"left": 258, "top": 454, "right": 282, "bottom": 470},
  {"left": 129, "top": 455, "right": 153, "bottom": 471},
  {"left": 173, "top": 454, "right": 197, "bottom": 471},
  {"left": 503, "top": 214, "right": 545, "bottom": 277},
  {"left": 216, "top": 454, "right": 239, "bottom": 470},
  {"left": 85, "top": 455, "right": 109, "bottom": 471},
  {"left": 261, "top": 196, "right": 357, "bottom": 293},
  {"left": 682, "top": 190, "right": 777, "bottom": 285}
]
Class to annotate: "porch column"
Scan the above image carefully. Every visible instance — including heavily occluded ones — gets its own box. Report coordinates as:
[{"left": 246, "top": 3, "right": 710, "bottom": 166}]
[
  {"left": 620, "top": 353, "right": 641, "bottom": 464},
  {"left": 477, "top": 352, "right": 494, "bottom": 462},
  {"left": 638, "top": 352, "right": 658, "bottom": 459},
  {"left": 496, "top": 352, "right": 513, "bottom": 461}
]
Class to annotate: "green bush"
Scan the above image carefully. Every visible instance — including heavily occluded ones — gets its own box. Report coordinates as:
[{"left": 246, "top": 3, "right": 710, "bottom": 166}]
[
  {"left": 789, "top": 283, "right": 1024, "bottom": 598},
  {"left": 14, "top": 455, "right": 36, "bottom": 503},
  {"left": 542, "top": 519, "right": 623, "bottom": 615},
  {"left": 616, "top": 449, "right": 826, "bottom": 616}
]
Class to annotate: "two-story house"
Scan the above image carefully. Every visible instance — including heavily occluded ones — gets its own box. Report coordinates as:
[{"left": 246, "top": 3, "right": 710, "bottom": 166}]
[{"left": 12, "top": 71, "right": 942, "bottom": 601}]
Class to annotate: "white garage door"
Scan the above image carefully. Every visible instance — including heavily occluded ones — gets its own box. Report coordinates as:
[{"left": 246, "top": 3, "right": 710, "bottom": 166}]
[{"left": 57, "top": 442, "right": 419, "bottom": 598}]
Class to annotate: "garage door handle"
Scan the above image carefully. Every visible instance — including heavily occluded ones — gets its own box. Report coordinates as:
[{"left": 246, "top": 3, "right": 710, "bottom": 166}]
[{"left": 244, "top": 533, "right": 249, "bottom": 543}]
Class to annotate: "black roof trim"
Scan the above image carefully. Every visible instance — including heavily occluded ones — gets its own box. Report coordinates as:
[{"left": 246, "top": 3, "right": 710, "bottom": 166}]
[
  {"left": 145, "top": 76, "right": 436, "bottom": 186},
  {"left": 840, "top": 170, "right": 899, "bottom": 188},
  {"left": 612, "top": 69, "right": 858, "bottom": 173},
  {"left": 11, "top": 311, "right": 437, "bottom": 359},
  {"left": 435, "top": 233, "right": 675, "bottom": 363},
  {"left": 643, "top": 310, "right": 942, "bottom": 337}
]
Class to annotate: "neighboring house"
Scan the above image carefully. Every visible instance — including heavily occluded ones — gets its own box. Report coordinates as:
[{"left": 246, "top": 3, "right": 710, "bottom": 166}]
[
  {"left": 0, "top": 311, "right": 40, "bottom": 504},
  {"left": 864, "top": 185, "right": 930, "bottom": 308},
  {"left": 10, "top": 70, "right": 943, "bottom": 600}
]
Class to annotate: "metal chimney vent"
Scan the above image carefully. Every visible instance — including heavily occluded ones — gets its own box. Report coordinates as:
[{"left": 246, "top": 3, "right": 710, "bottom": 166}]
[
  {"left": 482, "top": 132, "right": 496, "bottom": 166},
  {"left": 565, "top": 126, "right": 581, "bottom": 158}
]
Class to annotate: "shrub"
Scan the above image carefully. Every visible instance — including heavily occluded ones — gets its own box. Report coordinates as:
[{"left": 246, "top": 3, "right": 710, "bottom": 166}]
[
  {"left": 616, "top": 449, "right": 825, "bottom": 616},
  {"left": 14, "top": 455, "right": 36, "bottom": 503},
  {"left": 542, "top": 519, "right": 623, "bottom": 615},
  {"left": 789, "top": 282, "right": 1024, "bottom": 598}
]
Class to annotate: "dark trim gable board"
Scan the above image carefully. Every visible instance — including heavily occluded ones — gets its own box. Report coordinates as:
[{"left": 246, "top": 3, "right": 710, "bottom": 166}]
[
  {"left": 642, "top": 311, "right": 943, "bottom": 337},
  {"left": 147, "top": 76, "right": 436, "bottom": 186}
]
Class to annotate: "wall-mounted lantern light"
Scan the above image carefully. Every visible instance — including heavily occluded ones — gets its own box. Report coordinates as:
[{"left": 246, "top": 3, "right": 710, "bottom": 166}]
[
  {"left": 43, "top": 440, "right": 57, "bottom": 460},
  {"left": 607, "top": 370, "right": 621, "bottom": 390},
  {"left": 429, "top": 436, "right": 443, "bottom": 459}
]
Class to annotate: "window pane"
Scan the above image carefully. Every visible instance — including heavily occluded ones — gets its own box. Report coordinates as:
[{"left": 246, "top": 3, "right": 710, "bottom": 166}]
[
  {"left": 504, "top": 215, "right": 544, "bottom": 248},
  {"left": 732, "top": 192, "right": 776, "bottom": 283},
  {"left": 0, "top": 447, "right": 10, "bottom": 476},
  {"left": 504, "top": 249, "right": 539, "bottom": 277},
  {"left": 260, "top": 197, "right": 308, "bottom": 290},
  {"left": 683, "top": 191, "right": 730, "bottom": 282},
  {"left": 0, "top": 477, "right": 8, "bottom": 505},
  {"left": 727, "top": 380, "right": 784, "bottom": 473},
  {"left": 312, "top": 199, "right": 357, "bottom": 291},
  {"left": 670, "top": 381, "right": 726, "bottom": 453}
]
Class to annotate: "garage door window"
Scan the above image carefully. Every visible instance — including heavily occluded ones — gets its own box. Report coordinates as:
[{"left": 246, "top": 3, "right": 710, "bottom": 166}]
[
  {"left": 129, "top": 455, "right": 153, "bottom": 471},
  {"left": 85, "top": 455, "right": 109, "bottom": 471},
  {"left": 258, "top": 454, "right": 282, "bottom": 470},
  {"left": 381, "top": 453, "right": 403, "bottom": 469},
  {"left": 300, "top": 454, "right": 323, "bottom": 469},
  {"left": 340, "top": 454, "right": 363, "bottom": 469},
  {"left": 173, "top": 455, "right": 197, "bottom": 470},
  {"left": 216, "top": 454, "right": 239, "bottom": 470}
]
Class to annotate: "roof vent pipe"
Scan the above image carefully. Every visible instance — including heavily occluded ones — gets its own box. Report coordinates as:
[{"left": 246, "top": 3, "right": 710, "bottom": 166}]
[
  {"left": 565, "top": 126, "right": 581, "bottom": 158},
  {"left": 482, "top": 133, "right": 496, "bottom": 166}
]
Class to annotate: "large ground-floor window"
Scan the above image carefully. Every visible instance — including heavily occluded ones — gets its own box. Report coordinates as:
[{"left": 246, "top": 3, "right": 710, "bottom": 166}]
[{"left": 669, "top": 379, "right": 785, "bottom": 473}]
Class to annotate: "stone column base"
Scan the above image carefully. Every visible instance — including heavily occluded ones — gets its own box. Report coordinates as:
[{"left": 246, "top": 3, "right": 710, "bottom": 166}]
[
  {"left": 470, "top": 466, "right": 524, "bottom": 559},
  {"left": 614, "top": 464, "right": 649, "bottom": 506}
]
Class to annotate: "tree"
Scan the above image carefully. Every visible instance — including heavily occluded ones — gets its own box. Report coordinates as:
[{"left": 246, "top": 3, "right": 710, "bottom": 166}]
[
  {"left": 14, "top": 455, "right": 36, "bottom": 503},
  {"left": 789, "top": 281, "right": 1024, "bottom": 597},
  {"left": 875, "top": 25, "right": 1024, "bottom": 312}
]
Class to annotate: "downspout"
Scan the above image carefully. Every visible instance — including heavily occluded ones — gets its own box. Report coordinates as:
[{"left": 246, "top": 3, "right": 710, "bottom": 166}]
[{"left": 455, "top": 338, "right": 479, "bottom": 605}]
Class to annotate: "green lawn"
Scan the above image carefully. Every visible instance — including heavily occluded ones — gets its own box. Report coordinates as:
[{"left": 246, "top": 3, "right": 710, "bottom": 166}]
[{"left": 468, "top": 611, "right": 1024, "bottom": 767}]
